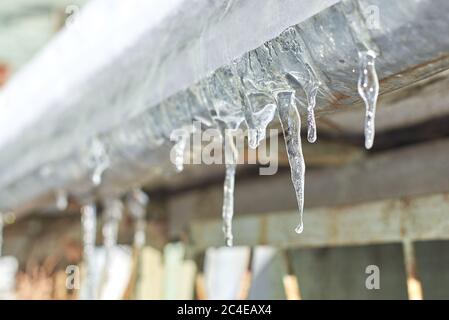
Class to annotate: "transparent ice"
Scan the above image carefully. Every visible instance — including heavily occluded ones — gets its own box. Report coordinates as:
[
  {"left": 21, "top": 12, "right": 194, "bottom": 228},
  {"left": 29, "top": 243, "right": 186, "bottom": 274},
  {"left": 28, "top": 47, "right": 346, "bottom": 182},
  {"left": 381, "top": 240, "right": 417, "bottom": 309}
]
[
  {"left": 276, "top": 91, "right": 305, "bottom": 234},
  {"left": 81, "top": 203, "right": 97, "bottom": 300},
  {"left": 358, "top": 50, "right": 379, "bottom": 149}
]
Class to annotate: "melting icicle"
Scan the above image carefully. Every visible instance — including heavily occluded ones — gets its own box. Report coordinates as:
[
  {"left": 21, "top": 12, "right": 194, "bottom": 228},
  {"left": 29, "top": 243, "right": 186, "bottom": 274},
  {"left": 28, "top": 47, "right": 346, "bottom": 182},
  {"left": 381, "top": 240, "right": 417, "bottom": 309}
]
[
  {"left": 358, "top": 50, "right": 379, "bottom": 150},
  {"left": 56, "top": 189, "right": 68, "bottom": 211},
  {"left": 171, "top": 126, "right": 194, "bottom": 172},
  {"left": 246, "top": 104, "right": 277, "bottom": 149},
  {"left": 86, "top": 138, "right": 110, "bottom": 186},
  {"left": 276, "top": 91, "right": 305, "bottom": 234},
  {"left": 102, "top": 198, "right": 123, "bottom": 253},
  {"left": 304, "top": 65, "right": 320, "bottom": 143},
  {"left": 173, "top": 136, "right": 187, "bottom": 172},
  {"left": 231, "top": 61, "right": 276, "bottom": 149},
  {"left": 126, "top": 189, "right": 149, "bottom": 249},
  {"left": 99, "top": 198, "right": 123, "bottom": 296},
  {"left": 81, "top": 203, "right": 97, "bottom": 300},
  {"left": 222, "top": 130, "right": 238, "bottom": 247}
]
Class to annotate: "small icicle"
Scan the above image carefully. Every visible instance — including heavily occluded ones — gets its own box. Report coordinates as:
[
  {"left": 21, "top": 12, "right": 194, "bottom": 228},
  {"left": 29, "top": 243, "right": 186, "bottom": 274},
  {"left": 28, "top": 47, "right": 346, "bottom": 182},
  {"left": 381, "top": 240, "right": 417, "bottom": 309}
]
[
  {"left": 102, "top": 198, "right": 123, "bottom": 253},
  {"left": 81, "top": 203, "right": 97, "bottom": 300},
  {"left": 222, "top": 130, "right": 238, "bottom": 247},
  {"left": 248, "top": 103, "right": 277, "bottom": 148},
  {"left": 276, "top": 91, "right": 305, "bottom": 234},
  {"left": 99, "top": 198, "right": 123, "bottom": 296},
  {"left": 304, "top": 64, "right": 320, "bottom": 143},
  {"left": 126, "top": 189, "right": 149, "bottom": 249},
  {"left": 236, "top": 87, "right": 259, "bottom": 149},
  {"left": 172, "top": 127, "right": 192, "bottom": 172},
  {"left": 231, "top": 61, "right": 272, "bottom": 149},
  {"left": 357, "top": 50, "right": 379, "bottom": 150},
  {"left": 56, "top": 189, "right": 68, "bottom": 211},
  {"left": 86, "top": 138, "right": 110, "bottom": 186}
]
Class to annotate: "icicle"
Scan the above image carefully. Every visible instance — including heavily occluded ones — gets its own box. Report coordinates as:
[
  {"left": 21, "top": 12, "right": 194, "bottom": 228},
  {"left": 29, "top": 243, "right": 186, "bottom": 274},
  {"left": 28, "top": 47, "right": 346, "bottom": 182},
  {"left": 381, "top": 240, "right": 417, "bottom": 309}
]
[
  {"left": 102, "top": 198, "right": 123, "bottom": 253},
  {"left": 99, "top": 198, "right": 123, "bottom": 296},
  {"left": 304, "top": 65, "right": 320, "bottom": 143},
  {"left": 172, "top": 126, "right": 193, "bottom": 172},
  {"left": 231, "top": 62, "right": 276, "bottom": 149},
  {"left": 276, "top": 91, "right": 305, "bottom": 234},
  {"left": 56, "top": 189, "right": 68, "bottom": 211},
  {"left": 126, "top": 189, "right": 149, "bottom": 249},
  {"left": 358, "top": 50, "right": 379, "bottom": 150},
  {"left": 86, "top": 138, "right": 110, "bottom": 186},
  {"left": 247, "top": 104, "right": 277, "bottom": 149},
  {"left": 81, "top": 203, "right": 97, "bottom": 300},
  {"left": 222, "top": 130, "right": 238, "bottom": 247}
]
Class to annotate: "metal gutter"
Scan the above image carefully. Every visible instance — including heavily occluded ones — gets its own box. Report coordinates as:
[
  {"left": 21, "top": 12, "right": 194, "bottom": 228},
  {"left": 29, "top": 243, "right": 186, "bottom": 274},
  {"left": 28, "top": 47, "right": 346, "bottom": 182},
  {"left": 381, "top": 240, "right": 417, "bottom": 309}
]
[{"left": 1, "top": 0, "right": 449, "bottom": 215}]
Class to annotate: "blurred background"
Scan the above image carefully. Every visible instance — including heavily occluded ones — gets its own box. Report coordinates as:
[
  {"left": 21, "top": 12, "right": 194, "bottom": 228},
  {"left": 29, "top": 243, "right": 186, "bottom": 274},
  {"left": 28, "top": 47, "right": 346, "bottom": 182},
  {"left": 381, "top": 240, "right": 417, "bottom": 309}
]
[{"left": 1, "top": 0, "right": 449, "bottom": 300}]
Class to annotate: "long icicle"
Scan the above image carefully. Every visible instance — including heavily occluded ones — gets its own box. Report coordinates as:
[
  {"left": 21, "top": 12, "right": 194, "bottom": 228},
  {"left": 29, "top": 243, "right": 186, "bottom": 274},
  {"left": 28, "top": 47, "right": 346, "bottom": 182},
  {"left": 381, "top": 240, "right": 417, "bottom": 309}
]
[
  {"left": 222, "top": 129, "right": 238, "bottom": 247},
  {"left": 127, "top": 189, "right": 149, "bottom": 249},
  {"left": 81, "top": 203, "right": 97, "bottom": 300},
  {"left": 358, "top": 50, "right": 379, "bottom": 150},
  {"left": 99, "top": 198, "right": 123, "bottom": 298},
  {"left": 277, "top": 91, "right": 305, "bottom": 234}
]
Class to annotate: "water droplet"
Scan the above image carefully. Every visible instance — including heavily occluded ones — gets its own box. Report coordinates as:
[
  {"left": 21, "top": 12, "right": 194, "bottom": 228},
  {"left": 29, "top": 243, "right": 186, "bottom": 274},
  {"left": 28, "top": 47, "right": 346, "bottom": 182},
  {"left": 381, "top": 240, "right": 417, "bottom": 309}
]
[
  {"left": 56, "top": 189, "right": 68, "bottom": 211},
  {"left": 86, "top": 138, "right": 110, "bottom": 186}
]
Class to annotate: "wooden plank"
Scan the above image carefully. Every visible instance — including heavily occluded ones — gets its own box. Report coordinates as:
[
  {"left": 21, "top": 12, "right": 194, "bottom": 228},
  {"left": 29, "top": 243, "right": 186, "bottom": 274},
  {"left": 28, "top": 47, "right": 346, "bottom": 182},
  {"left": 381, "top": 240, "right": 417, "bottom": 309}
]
[
  {"left": 289, "top": 244, "right": 408, "bottom": 299},
  {"left": 0, "top": 256, "right": 18, "bottom": 299},
  {"left": 177, "top": 260, "right": 197, "bottom": 300},
  {"left": 162, "top": 242, "right": 185, "bottom": 299},
  {"left": 203, "top": 247, "right": 250, "bottom": 300},
  {"left": 136, "top": 246, "right": 163, "bottom": 300},
  {"left": 248, "top": 246, "right": 287, "bottom": 300},
  {"left": 415, "top": 240, "right": 449, "bottom": 299},
  {"left": 191, "top": 193, "right": 449, "bottom": 250}
]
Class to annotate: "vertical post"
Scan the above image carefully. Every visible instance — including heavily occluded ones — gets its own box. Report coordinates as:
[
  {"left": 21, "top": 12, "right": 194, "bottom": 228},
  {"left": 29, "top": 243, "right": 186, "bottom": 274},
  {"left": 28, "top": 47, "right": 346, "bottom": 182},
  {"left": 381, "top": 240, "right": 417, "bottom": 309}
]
[
  {"left": 282, "top": 250, "right": 302, "bottom": 300},
  {"left": 402, "top": 239, "right": 423, "bottom": 300}
]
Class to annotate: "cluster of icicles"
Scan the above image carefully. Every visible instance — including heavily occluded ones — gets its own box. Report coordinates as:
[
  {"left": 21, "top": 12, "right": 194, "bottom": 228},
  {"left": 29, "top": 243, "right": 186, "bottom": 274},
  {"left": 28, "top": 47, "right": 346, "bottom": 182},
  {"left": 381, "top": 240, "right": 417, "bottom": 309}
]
[
  {"left": 73, "top": 189, "right": 147, "bottom": 299},
  {"left": 52, "top": 27, "right": 379, "bottom": 274},
  {"left": 170, "top": 27, "right": 379, "bottom": 246}
]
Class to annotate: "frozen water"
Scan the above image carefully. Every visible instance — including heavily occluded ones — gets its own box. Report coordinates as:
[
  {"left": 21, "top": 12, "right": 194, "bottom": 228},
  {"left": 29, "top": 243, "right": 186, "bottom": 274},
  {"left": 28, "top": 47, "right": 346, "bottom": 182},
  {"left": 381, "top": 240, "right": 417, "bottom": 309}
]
[
  {"left": 276, "top": 91, "right": 305, "bottom": 234},
  {"left": 99, "top": 198, "right": 123, "bottom": 296},
  {"left": 222, "top": 130, "right": 238, "bottom": 247},
  {"left": 172, "top": 127, "right": 191, "bottom": 172},
  {"left": 304, "top": 64, "right": 320, "bottom": 143},
  {"left": 358, "top": 50, "right": 379, "bottom": 149},
  {"left": 85, "top": 138, "right": 110, "bottom": 186},
  {"left": 126, "top": 189, "right": 149, "bottom": 248},
  {"left": 81, "top": 203, "right": 97, "bottom": 300},
  {"left": 56, "top": 189, "right": 68, "bottom": 211}
]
